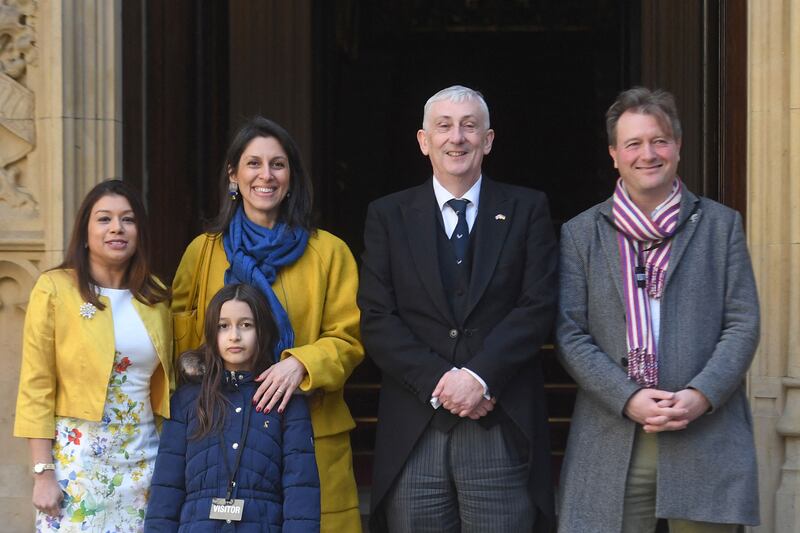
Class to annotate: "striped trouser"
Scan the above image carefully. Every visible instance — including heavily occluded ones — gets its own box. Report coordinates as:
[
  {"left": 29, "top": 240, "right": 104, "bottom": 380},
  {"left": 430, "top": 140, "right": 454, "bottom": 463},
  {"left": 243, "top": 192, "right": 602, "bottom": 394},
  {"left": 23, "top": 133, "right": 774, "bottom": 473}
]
[{"left": 385, "top": 419, "right": 533, "bottom": 533}]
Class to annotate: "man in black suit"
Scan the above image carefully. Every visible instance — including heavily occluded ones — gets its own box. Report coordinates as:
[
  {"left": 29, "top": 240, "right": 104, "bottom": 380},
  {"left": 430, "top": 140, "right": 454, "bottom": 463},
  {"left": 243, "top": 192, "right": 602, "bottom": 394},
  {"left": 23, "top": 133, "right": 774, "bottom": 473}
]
[{"left": 358, "top": 85, "right": 558, "bottom": 532}]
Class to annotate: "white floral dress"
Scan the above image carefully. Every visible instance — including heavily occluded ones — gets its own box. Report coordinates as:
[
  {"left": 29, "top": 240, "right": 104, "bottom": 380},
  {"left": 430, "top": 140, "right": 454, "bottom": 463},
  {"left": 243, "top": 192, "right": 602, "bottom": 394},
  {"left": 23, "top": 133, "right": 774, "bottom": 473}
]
[{"left": 37, "top": 288, "right": 160, "bottom": 532}]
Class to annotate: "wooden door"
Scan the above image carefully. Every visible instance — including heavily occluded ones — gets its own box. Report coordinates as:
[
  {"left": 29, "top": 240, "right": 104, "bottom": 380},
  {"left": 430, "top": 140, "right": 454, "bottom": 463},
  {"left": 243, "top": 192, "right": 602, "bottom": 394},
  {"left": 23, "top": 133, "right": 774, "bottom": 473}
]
[{"left": 122, "top": 0, "right": 747, "bottom": 504}]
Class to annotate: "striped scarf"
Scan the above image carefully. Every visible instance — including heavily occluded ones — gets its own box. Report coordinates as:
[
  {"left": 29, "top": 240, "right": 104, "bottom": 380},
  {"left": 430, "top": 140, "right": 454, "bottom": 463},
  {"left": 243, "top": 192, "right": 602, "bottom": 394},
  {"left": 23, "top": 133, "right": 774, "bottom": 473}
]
[{"left": 612, "top": 178, "right": 682, "bottom": 388}]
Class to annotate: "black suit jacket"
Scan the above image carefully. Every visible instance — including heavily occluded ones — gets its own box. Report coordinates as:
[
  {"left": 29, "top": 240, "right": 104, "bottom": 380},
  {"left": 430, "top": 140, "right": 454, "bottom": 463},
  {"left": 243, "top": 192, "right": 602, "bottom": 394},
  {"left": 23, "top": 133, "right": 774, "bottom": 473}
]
[{"left": 358, "top": 178, "right": 558, "bottom": 532}]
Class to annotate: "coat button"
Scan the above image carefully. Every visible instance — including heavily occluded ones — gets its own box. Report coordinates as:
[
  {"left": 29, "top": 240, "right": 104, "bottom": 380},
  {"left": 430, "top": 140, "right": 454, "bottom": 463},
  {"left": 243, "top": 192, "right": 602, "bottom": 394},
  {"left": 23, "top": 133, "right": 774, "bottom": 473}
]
[
  {"left": 235, "top": 407, "right": 242, "bottom": 413},
  {"left": 449, "top": 329, "right": 458, "bottom": 338},
  {"left": 232, "top": 442, "right": 239, "bottom": 449},
  {"left": 621, "top": 357, "right": 628, "bottom": 367},
  {"left": 465, "top": 329, "right": 473, "bottom": 337}
]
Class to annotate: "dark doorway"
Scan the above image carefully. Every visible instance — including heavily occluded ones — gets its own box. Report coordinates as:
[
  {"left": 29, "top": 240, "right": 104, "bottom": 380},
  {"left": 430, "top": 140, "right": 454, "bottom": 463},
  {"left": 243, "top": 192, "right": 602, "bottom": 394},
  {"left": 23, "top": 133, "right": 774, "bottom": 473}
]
[
  {"left": 310, "top": 0, "right": 747, "bottom": 494},
  {"left": 122, "top": 0, "right": 746, "bottom": 516},
  {"left": 313, "top": 0, "right": 638, "bottom": 248},
  {"left": 313, "top": 0, "right": 638, "bottom": 489}
]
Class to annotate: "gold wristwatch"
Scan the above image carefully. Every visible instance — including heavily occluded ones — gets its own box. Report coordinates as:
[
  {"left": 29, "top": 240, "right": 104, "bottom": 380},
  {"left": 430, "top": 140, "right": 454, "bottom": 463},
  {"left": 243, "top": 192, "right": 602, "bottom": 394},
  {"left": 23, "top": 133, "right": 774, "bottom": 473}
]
[{"left": 32, "top": 463, "right": 55, "bottom": 474}]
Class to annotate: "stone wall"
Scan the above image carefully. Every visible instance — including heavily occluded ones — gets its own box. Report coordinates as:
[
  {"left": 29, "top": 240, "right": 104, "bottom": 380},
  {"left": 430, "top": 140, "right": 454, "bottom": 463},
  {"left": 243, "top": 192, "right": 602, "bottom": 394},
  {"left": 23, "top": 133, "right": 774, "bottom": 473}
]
[
  {"left": 0, "top": 1, "right": 122, "bottom": 529},
  {"left": 747, "top": 1, "right": 800, "bottom": 531}
]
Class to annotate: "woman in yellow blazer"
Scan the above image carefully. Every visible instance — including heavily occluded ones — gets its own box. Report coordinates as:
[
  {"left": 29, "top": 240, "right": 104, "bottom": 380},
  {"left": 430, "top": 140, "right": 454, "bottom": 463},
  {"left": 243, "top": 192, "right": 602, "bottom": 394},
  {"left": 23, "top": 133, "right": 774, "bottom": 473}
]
[
  {"left": 172, "top": 117, "right": 364, "bottom": 532},
  {"left": 14, "top": 180, "right": 173, "bottom": 532}
]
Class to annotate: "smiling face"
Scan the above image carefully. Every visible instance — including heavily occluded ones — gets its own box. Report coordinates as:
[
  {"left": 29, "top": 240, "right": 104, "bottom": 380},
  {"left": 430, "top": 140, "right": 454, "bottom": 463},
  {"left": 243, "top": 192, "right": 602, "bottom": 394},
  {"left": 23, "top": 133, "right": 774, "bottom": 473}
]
[
  {"left": 609, "top": 110, "right": 681, "bottom": 209},
  {"left": 417, "top": 98, "right": 494, "bottom": 189},
  {"left": 86, "top": 194, "right": 138, "bottom": 275},
  {"left": 217, "top": 299, "right": 258, "bottom": 372},
  {"left": 229, "top": 136, "right": 291, "bottom": 228}
]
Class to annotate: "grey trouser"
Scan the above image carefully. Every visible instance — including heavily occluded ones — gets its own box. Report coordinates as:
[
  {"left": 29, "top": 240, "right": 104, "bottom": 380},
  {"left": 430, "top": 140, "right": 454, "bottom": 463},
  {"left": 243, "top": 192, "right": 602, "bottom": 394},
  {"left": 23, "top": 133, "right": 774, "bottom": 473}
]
[{"left": 385, "top": 419, "right": 533, "bottom": 533}]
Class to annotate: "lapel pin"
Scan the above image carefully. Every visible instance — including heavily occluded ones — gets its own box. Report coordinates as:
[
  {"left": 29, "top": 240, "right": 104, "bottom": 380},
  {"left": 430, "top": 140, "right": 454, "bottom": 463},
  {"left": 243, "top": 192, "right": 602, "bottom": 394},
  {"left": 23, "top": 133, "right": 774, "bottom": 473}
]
[
  {"left": 690, "top": 212, "right": 701, "bottom": 223},
  {"left": 79, "top": 302, "right": 97, "bottom": 319},
  {"left": 495, "top": 214, "right": 506, "bottom": 221}
]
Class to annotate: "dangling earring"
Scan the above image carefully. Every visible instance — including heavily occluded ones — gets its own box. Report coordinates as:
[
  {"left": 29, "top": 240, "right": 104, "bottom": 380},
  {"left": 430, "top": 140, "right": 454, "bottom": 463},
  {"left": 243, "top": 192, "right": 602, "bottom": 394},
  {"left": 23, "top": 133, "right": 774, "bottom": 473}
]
[
  {"left": 228, "top": 182, "right": 239, "bottom": 201},
  {"left": 286, "top": 190, "right": 292, "bottom": 199}
]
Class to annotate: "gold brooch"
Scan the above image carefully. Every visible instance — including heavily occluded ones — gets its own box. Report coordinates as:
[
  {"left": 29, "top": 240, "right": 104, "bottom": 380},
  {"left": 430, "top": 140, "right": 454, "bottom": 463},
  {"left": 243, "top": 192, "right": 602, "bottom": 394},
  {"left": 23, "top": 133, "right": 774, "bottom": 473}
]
[{"left": 79, "top": 302, "right": 97, "bottom": 319}]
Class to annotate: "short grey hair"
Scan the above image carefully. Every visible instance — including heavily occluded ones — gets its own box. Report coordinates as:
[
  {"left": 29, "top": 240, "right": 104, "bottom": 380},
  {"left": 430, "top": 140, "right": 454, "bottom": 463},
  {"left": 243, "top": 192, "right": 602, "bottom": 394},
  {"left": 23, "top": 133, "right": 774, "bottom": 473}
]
[
  {"left": 422, "top": 85, "right": 491, "bottom": 130},
  {"left": 605, "top": 87, "right": 682, "bottom": 146}
]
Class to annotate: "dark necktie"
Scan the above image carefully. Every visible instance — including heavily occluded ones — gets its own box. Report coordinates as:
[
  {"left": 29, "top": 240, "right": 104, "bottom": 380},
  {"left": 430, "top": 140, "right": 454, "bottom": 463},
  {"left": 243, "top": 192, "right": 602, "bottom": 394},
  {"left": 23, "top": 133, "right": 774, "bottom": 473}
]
[{"left": 447, "top": 198, "right": 470, "bottom": 264}]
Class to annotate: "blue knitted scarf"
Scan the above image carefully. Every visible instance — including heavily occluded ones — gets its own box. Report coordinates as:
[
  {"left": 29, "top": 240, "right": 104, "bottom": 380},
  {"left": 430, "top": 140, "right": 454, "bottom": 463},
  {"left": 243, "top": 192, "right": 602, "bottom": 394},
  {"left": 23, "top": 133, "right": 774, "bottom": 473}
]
[{"left": 223, "top": 207, "right": 309, "bottom": 360}]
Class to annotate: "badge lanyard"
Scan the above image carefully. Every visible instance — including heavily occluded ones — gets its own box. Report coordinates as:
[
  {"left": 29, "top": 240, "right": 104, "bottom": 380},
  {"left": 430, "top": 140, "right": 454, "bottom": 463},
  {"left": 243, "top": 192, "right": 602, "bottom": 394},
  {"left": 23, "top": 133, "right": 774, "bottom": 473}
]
[{"left": 220, "top": 392, "right": 252, "bottom": 503}]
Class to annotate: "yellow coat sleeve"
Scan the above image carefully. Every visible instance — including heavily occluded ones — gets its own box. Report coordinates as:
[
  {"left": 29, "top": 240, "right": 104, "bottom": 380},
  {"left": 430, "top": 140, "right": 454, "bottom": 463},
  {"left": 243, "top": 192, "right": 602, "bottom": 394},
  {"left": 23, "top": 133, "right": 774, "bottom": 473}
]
[
  {"left": 14, "top": 274, "right": 58, "bottom": 438},
  {"left": 171, "top": 234, "right": 207, "bottom": 315},
  {"left": 283, "top": 234, "right": 364, "bottom": 393}
]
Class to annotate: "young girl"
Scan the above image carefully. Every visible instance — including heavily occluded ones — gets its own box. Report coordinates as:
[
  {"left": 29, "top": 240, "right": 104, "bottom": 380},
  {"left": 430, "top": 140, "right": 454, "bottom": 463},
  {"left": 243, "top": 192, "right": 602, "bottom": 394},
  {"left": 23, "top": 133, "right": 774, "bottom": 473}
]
[{"left": 145, "top": 284, "right": 320, "bottom": 532}]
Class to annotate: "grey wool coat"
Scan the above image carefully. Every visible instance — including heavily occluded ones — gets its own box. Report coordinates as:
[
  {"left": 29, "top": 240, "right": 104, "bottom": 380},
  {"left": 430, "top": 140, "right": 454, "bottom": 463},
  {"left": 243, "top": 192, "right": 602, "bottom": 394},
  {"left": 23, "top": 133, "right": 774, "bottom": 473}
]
[{"left": 556, "top": 188, "right": 760, "bottom": 532}]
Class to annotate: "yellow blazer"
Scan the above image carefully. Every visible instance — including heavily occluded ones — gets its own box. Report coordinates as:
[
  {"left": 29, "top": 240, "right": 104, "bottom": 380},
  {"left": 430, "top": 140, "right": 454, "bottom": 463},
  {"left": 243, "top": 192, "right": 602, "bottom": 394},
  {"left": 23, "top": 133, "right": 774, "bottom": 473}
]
[
  {"left": 14, "top": 269, "right": 174, "bottom": 439},
  {"left": 172, "top": 230, "right": 364, "bottom": 529}
]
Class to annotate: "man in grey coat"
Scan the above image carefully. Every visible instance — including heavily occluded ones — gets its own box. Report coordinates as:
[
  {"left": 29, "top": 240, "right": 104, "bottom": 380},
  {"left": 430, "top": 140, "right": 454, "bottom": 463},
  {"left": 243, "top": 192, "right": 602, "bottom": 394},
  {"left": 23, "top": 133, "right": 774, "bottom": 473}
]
[{"left": 556, "top": 87, "right": 760, "bottom": 533}]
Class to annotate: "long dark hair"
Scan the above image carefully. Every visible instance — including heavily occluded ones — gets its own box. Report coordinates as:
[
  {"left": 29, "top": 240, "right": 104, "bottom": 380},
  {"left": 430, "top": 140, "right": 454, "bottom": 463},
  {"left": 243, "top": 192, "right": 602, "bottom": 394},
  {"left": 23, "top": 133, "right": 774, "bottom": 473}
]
[
  {"left": 57, "top": 179, "right": 169, "bottom": 310},
  {"left": 190, "top": 284, "right": 278, "bottom": 439},
  {"left": 206, "top": 116, "right": 315, "bottom": 233}
]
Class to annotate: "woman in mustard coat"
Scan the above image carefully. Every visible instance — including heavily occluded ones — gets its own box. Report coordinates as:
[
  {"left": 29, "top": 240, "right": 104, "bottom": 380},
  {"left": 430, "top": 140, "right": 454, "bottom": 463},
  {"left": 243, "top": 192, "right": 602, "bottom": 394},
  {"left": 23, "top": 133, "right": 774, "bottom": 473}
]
[
  {"left": 14, "top": 179, "right": 173, "bottom": 532},
  {"left": 172, "top": 117, "right": 364, "bottom": 532}
]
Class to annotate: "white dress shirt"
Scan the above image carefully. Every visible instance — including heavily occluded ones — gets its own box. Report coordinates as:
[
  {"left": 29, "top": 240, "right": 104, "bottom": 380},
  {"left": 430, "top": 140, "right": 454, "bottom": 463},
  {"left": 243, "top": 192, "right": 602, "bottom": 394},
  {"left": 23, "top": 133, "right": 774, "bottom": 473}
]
[{"left": 432, "top": 174, "right": 481, "bottom": 237}]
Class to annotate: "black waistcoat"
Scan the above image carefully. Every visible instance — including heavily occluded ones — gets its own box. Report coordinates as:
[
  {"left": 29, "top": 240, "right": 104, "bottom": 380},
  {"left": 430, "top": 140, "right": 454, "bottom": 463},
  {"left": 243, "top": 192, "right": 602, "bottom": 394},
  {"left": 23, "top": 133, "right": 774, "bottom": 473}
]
[{"left": 430, "top": 209, "right": 508, "bottom": 433}]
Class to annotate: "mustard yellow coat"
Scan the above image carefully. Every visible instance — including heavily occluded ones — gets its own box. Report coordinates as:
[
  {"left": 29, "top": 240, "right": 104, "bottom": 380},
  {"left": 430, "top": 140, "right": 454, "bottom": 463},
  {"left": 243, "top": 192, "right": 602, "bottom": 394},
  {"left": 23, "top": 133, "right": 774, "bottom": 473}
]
[
  {"left": 172, "top": 230, "right": 364, "bottom": 532},
  {"left": 14, "top": 269, "right": 174, "bottom": 439}
]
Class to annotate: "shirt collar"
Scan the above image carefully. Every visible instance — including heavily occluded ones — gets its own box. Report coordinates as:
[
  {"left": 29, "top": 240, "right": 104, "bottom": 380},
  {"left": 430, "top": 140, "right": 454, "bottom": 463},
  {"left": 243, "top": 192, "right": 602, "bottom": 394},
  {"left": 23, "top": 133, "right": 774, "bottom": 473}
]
[{"left": 432, "top": 175, "right": 482, "bottom": 212}]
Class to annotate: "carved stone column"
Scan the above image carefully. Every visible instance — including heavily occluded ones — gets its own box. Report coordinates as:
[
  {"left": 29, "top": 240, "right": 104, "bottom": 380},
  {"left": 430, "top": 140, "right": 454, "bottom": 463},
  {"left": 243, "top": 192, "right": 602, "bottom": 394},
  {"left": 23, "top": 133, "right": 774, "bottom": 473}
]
[
  {"left": 0, "top": 0, "right": 122, "bottom": 529},
  {"left": 747, "top": 0, "right": 800, "bottom": 531}
]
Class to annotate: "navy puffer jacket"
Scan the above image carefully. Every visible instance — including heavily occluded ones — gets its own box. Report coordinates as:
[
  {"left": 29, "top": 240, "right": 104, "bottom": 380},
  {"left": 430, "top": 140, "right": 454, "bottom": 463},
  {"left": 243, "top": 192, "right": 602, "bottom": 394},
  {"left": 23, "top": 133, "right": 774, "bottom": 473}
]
[{"left": 145, "top": 372, "right": 320, "bottom": 532}]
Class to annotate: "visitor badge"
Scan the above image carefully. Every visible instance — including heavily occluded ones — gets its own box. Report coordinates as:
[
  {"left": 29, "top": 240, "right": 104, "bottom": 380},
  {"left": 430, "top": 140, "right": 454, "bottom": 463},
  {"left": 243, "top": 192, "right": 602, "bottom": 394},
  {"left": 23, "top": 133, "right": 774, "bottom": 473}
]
[{"left": 209, "top": 498, "right": 245, "bottom": 521}]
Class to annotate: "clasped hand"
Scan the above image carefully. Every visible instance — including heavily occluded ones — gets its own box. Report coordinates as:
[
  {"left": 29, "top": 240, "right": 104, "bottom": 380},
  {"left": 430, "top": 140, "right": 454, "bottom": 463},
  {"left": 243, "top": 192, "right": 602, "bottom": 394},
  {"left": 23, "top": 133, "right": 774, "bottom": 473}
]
[
  {"left": 433, "top": 368, "right": 496, "bottom": 419},
  {"left": 624, "top": 388, "right": 710, "bottom": 432}
]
